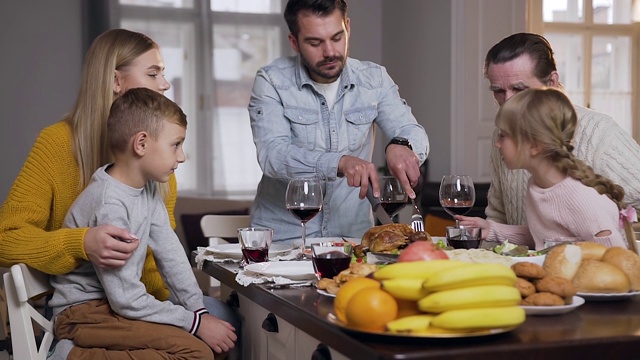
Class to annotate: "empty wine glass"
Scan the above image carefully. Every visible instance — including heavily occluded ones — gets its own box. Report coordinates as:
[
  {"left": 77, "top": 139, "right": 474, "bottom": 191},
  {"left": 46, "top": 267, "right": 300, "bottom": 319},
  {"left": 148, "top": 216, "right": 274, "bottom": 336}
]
[
  {"left": 378, "top": 176, "right": 408, "bottom": 220},
  {"left": 286, "top": 177, "right": 323, "bottom": 245},
  {"left": 439, "top": 175, "right": 475, "bottom": 227}
]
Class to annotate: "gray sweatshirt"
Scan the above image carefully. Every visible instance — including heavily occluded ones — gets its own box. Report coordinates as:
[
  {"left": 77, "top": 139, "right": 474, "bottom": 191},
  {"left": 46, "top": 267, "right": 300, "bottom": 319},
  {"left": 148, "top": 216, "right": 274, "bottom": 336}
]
[{"left": 49, "top": 165, "right": 206, "bottom": 334}]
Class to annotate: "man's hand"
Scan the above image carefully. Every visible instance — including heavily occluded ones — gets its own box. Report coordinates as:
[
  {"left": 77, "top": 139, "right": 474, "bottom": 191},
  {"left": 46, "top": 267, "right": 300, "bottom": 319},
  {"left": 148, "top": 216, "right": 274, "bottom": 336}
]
[
  {"left": 337, "top": 155, "right": 380, "bottom": 199},
  {"left": 196, "top": 314, "right": 237, "bottom": 354},
  {"left": 385, "top": 145, "right": 421, "bottom": 198},
  {"left": 84, "top": 225, "right": 139, "bottom": 268}
]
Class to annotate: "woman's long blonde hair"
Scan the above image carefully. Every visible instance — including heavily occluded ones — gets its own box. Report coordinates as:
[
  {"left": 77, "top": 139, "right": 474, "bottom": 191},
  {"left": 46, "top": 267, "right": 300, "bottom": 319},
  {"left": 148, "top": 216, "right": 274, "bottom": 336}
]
[
  {"left": 65, "top": 29, "right": 167, "bottom": 195},
  {"left": 496, "top": 88, "right": 635, "bottom": 246}
]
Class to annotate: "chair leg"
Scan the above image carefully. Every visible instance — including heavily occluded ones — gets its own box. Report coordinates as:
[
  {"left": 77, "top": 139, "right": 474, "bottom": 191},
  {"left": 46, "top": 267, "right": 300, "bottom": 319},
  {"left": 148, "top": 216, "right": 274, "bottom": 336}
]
[{"left": 0, "top": 336, "right": 11, "bottom": 360}]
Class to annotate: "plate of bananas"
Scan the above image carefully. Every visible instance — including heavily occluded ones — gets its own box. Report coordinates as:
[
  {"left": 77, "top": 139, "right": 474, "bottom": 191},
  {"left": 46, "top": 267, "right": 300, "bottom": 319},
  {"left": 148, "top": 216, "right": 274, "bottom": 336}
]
[{"left": 326, "top": 313, "right": 518, "bottom": 338}]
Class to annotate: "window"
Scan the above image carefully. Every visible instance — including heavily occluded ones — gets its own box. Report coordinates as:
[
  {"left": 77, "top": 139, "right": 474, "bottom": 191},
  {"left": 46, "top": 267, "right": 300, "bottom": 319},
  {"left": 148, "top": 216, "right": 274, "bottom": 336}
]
[
  {"left": 114, "top": 0, "right": 287, "bottom": 197},
  {"left": 530, "top": 0, "right": 637, "bottom": 136}
]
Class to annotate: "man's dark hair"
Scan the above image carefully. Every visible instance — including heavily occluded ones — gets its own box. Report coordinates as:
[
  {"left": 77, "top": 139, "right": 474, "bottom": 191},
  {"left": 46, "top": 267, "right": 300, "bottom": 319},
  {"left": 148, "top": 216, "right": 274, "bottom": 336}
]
[
  {"left": 484, "top": 33, "right": 557, "bottom": 84},
  {"left": 284, "top": 0, "right": 348, "bottom": 38}
]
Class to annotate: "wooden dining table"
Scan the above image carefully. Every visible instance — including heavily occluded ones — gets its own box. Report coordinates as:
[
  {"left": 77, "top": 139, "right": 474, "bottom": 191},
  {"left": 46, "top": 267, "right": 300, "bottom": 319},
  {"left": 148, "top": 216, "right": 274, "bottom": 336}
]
[{"left": 194, "top": 255, "right": 640, "bottom": 360}]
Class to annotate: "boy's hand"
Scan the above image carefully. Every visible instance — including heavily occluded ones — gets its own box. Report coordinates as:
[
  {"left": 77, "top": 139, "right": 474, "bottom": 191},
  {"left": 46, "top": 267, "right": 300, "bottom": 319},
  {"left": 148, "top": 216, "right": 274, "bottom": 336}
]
[{"left": 196, "top": 314, "right": 237, "bottom": 354}]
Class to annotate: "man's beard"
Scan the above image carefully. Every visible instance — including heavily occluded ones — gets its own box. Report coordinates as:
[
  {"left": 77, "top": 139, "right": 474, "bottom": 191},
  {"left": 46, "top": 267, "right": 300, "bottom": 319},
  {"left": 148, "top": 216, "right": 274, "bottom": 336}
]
[{"left": 302, "top": 54, "right": 347, "bottom": 82}]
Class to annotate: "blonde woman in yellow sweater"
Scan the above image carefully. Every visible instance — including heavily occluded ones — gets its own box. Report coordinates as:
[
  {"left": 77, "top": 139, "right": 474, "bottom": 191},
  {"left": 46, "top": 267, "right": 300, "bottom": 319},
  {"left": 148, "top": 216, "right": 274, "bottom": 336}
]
[{"left": 0, "top": 29, "right": 239, "bottom": 358}]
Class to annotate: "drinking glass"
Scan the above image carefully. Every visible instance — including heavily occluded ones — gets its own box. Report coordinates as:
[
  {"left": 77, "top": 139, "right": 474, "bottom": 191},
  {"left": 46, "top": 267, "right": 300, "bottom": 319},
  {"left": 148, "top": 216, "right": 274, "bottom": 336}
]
[
  {"left": 238, "top": 227, "right": 273, "bottom": 266},
  {"left": 311, "top": 242, "right": 353, "bottom": 279},
  {"left": 285, "top": 177, "right": 323, "bottom": 245},
  {"left": 445, "top": 226, "right": 482, "bottom": 249},
  {"left": 439, "top": 175, "right": 475, "bottom": 227},
  {"left": 379, "top": 176, "right": 408, "bottom": 219}
]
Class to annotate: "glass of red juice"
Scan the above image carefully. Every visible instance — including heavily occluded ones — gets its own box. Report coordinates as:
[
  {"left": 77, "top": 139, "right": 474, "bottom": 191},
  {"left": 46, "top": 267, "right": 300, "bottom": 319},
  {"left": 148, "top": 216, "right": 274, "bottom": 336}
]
[
  {"left": 238, "top": 227, "right": 274, "bottom": 266},
  {"left": 310, "top": 242, "right": 353, "bottom": 280}
]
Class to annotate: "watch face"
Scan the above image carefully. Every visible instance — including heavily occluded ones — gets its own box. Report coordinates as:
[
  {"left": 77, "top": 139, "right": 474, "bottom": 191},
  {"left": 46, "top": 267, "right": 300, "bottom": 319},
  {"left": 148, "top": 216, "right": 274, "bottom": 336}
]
[{"left": 388, "top": 137, "right": 412, "bottom": 151}]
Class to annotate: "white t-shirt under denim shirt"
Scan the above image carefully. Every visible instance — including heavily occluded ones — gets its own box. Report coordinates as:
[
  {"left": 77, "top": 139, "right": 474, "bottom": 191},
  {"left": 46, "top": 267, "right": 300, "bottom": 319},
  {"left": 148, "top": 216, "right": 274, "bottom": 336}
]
[{"left": 248, "top": 55, "right": 429, "bottom": 242}]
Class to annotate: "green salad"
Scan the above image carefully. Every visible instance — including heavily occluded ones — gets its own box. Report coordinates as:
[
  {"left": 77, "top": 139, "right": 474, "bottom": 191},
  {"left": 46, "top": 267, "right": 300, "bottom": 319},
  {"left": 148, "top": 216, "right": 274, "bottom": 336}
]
[{"left": 492, "top": 241, "right": 544, "bottom": 257}]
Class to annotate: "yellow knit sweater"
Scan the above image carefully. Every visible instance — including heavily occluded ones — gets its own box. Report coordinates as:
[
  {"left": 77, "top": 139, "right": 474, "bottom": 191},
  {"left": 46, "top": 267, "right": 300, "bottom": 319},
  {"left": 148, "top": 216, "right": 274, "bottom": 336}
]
[{"left": 0, "top": 121, "right": 176, "bottom": 300}]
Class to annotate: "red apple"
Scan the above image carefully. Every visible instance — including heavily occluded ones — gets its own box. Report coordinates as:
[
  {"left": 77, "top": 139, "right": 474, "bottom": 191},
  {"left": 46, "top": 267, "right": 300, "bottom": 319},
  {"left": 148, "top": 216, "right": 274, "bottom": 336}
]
[{"left": 397, "top": 241, "right": 449, "bottom": 262}]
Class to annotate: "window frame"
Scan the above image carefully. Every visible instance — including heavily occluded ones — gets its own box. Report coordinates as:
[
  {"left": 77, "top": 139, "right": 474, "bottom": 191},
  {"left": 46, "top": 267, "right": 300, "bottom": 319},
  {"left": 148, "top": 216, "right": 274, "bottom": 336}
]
[
  {"left": 528, "top": 0, "right": 640, "bottom": 140},
  {"left": 110, "top": 0, "right": 288, "bottom": 198}
]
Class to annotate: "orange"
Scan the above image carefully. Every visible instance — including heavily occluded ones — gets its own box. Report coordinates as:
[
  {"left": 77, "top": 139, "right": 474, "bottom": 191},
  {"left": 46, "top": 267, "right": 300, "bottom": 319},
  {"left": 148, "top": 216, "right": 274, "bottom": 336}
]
[
  {"left": 345, "top": 287, "right": 398, "bottom": 332},
  {"left": 334, "top": 277, "right": 380, "bottom": 323}
]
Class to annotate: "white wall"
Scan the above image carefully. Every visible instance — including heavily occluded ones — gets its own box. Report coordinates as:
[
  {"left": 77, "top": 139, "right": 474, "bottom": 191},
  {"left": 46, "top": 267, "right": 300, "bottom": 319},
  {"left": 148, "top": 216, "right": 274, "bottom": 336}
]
[
  {"left": 382, "top": 0, "right": 452, "bottom": 182},
  {"left": 0, "top": 1, "right": 83, "bottom": 203},
  {"left": 0, "top": 0, "right": 525, "bottom": 202}
]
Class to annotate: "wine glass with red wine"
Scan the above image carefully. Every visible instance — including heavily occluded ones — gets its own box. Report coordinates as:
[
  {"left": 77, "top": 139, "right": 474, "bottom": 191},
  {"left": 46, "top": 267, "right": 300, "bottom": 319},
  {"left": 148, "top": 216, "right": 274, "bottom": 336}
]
[
  {"left": 286, "top": 177, "right": 323, "bottom": 245},
  {"left": 379, "top": 176, "right": 408, "bottom": 220},
  {"left": 439, "top": 175, "right": 475, "bottom": 227}
]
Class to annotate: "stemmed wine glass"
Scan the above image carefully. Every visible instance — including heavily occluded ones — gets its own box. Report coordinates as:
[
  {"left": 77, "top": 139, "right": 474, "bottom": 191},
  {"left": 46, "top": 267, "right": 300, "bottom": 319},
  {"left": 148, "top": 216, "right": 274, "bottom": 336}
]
[
  {"left": 286, "top": 177, "right": 323, "bottom": 245},
  {"left": 378, "top": 176, "right": 408, "bottom": 220},
  {"left": 439, "top": 175, "right": 475, "bottom": 227}
]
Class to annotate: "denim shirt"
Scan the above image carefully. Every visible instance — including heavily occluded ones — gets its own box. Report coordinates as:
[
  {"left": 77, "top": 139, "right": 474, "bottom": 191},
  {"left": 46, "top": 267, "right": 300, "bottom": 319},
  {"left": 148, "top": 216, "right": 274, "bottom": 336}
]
[{"left": 248, "top": 55, "right": 429, "bottom": 243}]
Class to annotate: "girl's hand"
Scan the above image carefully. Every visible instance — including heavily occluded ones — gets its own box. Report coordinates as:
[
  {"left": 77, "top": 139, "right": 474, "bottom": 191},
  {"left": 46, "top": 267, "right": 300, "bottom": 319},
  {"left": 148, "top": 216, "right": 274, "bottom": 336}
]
[
  {"left": 454, "top": 215, "right": 490, "bottom": 240},
  {"left": 84, "top": 225, "right": 139, "bottom": 268}
]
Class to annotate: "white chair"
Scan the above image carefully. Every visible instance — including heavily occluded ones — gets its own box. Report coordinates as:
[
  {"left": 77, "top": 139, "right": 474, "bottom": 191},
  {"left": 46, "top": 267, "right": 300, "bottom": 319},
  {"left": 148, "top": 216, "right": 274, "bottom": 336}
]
[
  {"left": 0, "top": 274, "right": 9, "bottom": 360},
  {"left": 199, "top": 214, "right": 250, "bottom": 288},
  {"left": 3, "top": 264, "right": 54, "bottom": 360}
]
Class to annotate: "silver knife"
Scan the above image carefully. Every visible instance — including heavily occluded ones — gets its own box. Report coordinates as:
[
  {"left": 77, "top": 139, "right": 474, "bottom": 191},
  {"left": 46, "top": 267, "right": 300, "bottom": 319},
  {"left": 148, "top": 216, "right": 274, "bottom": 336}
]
[{"left": 366, "top": 183, "right": 394, "bottom": 224}]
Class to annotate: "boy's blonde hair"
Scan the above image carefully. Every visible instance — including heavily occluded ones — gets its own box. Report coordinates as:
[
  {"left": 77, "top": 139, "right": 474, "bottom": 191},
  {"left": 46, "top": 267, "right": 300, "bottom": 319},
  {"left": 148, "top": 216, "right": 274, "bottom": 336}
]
[{"left": 107, "top": 88, "right": 187, "bottom": 154}]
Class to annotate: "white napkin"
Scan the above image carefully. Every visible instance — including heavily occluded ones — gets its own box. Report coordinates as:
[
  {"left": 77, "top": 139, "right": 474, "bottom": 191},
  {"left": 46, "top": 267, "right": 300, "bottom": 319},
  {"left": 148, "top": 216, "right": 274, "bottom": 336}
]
[
  {"left": 235, "top": 269, "right": 312, "bottom": 287},
  {"left": 195, "top": 244, "right": 303, "bottom": 266},
  {"left": 194, "top": 245, "right": 306, "bottom": 287}
]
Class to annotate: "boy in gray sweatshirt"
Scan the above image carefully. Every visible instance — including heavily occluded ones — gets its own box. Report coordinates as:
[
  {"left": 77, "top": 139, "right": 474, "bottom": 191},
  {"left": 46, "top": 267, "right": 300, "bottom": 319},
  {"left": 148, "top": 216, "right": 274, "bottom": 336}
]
[{"left": 49, "top": 88, "right": 236, "bottom": 359}]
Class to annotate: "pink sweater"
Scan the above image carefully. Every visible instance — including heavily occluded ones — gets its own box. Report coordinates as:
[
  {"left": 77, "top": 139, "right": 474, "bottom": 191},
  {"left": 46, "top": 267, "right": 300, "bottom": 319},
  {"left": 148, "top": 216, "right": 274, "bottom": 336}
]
[{"left": 487, "top": 177, "right": 626, "bottom": 250}]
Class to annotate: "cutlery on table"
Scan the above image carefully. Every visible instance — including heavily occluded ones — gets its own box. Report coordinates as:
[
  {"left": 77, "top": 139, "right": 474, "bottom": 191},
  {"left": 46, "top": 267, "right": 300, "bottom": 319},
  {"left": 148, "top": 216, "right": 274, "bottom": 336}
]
[{"left": 264, "top": 281, "right": 313, "bottom": 290}]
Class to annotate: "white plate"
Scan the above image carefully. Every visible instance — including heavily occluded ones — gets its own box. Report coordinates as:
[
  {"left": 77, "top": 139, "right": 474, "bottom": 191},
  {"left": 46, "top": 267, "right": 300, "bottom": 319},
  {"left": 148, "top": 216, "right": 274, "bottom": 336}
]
[
  {"left": 431, "top": 236, "right": 446, "bottom": 244},
  {"left": 244, "top": 261, "right": 316, "bottom": 280},
  {"left": 521, "top": 296, "right": 585, "bottom": 315},
  {"left": 317, "top": 289, "right": 336, "bottom": 298},
  {"left": 510, "top": 253, "right": 546, "bottom": 267},
  {"left": 305, "top": 237, "right": 361, "bottom": 245},
  {"left": 205, "top": 243, "right": 292, "bottom": 259},
  {"left": 577, "top": 291, "right": 640, "bottom": 301}
]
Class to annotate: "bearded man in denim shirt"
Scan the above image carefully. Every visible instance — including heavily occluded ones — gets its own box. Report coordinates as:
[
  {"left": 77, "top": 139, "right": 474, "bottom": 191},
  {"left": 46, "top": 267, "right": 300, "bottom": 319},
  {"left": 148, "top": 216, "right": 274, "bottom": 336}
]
[{"left": 248, "top": 0, "right": 429, "bottom": 242}]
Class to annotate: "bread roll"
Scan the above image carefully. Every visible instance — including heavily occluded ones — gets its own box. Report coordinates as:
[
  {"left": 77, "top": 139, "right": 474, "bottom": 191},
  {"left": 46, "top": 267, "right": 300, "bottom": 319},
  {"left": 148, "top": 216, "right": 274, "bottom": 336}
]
[
  {"left": 572, "top": 260, "right": 630, "bottom": 293},
  {"left": 576, "top": 242, "right": 608, "bottom": 261},
  {"left": 602, "top": 247, "right": 640, "bottom": 291},
  {"left": 543, "top": 244, "right": 582, "bottom": 280}
]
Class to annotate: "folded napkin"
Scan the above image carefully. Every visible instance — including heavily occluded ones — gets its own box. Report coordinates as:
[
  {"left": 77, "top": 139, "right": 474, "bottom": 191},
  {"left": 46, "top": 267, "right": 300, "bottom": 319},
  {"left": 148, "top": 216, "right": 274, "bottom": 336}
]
[
  {"left": 235, "top": 269, "right": 312, "bottom": 287},
  {"left": 195, "top": 245, "right": 304, "bottom": 286}
]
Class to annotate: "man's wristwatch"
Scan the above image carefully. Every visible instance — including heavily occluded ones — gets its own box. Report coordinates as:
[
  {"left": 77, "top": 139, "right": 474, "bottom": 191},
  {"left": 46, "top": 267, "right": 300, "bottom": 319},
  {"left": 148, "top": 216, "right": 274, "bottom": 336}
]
[{"left": 385, "top": 137, "right": 412, "bottom": 153}]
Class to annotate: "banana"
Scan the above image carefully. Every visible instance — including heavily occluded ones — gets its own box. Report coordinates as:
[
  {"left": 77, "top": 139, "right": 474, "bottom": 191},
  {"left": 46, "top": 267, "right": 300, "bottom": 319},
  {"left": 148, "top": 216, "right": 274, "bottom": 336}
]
[
  {"left": 385, "top": 314, "right": 434, "bottom": 333},
  {"left": 373, "top": 259, "right": 468, "bottom": 280},
  {"left": 382, "top": 278, "right": 430, "bottom": 301},
  {"left": 430, "top": 306, "right": 526, "bottom": 330},
  {"left": 422, "top": 263, "right": 516, "bottom": 291},
  {"left": 418, "top": 285, "right": 521, "bottom": 313}
]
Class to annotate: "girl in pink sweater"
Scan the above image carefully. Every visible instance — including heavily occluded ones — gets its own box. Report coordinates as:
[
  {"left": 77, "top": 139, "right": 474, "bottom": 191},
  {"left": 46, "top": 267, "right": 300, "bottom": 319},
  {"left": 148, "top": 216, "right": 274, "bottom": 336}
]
[{"left": 457, "top": 88, "right": 635, "bottom": 250}]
